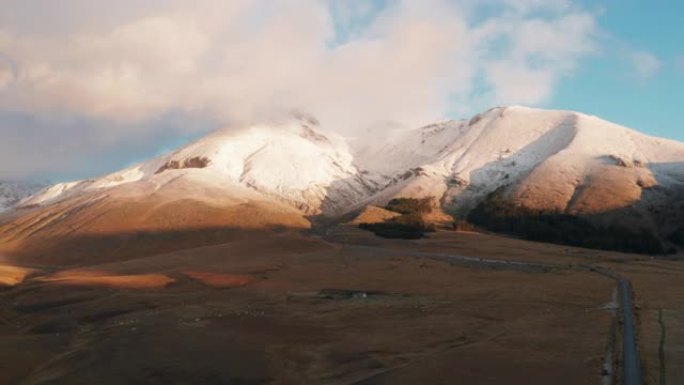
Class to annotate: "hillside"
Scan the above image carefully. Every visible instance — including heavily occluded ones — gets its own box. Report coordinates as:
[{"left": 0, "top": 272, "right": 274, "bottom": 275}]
[
  {"left": 2, "top": 107, "right": 684, "bottom": 257},
  {"left": 0, "top": 181, "right": 46, "bottom": 212}
]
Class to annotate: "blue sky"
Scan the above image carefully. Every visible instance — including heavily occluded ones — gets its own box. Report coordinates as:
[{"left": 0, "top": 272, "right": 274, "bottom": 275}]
[
  {"left": 0, "top": 0, "right": 681, "bottom": 181},
  {"left": 329, "top": 0, "right": 684, "bottom": 141},
  {"left": 550, "top": 0, "right": 684, "bottom": 141}
]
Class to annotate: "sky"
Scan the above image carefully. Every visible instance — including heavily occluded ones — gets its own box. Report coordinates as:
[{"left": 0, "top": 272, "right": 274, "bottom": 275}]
[{"left": 0, "top": 0, "right": 681, "bottom": 182}]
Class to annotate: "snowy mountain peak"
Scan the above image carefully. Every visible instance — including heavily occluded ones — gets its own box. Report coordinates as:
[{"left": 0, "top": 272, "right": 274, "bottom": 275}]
[
  {"left": 21, "top": 118, "right": 376, "bottom": 215},
  {"left": 13, "top": 106, "right": 684, "bottom": 236},
  {"left": 0, "top": 181, "right": 48, "bottom": 212}
]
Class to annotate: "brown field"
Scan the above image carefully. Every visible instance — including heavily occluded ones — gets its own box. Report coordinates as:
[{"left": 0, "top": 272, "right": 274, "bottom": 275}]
[
  {"left": 34, "top": 270, "right": 177, "bottom": 289},
  {"left": 0, "top": 264, "right": 33, "bottom": 287},
  {"left": 0, "top": 226, "right": 682, "bottom": 384}
]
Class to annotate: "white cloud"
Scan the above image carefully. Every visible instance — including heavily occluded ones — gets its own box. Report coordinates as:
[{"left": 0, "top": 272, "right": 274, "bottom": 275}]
[
  {"left": 499, "top": 0, "right": 572, "bottom": 13},
  {"left": 478, "top": 12, "right": 597, "bottom": 105},
  {"left": 0, "top": 0, "right": 599, "bottom": 179},
  {"left": 0, "top": 55, "right": 16, "bottom": 88},
  {"left": 630, "top": 51, "right": 661, "bottom": 79}
]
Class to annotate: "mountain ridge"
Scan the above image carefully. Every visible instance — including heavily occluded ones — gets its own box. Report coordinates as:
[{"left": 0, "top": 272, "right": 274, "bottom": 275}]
[
  {"left": 0, "top": 180, "right": 48, "bottom": 212},
  {"left": 3, "top": 106, "right": 684, "bottom": 257}
]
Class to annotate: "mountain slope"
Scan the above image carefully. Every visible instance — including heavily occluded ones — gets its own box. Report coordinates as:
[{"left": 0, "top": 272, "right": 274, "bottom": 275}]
[
  {"left": 0, "top": 181, "right": 47, "bottom": 212},
  {"left": 3, "top": 106, "right": 684, "bottom": 259},
  {"left": 0, "top": 176, "right": 310, "bottom": 264},
  {"left": 352, "top": 106, "right": 684, "bottom": 251},
  {"left": 0, "top": 116, "right": 375, "bottom": 263},
  {"left": 354, "top": 107, "right": 684, "bottom": 215},
  {"left": 21, "top": 116, "right": 377, "bottom": 215}
]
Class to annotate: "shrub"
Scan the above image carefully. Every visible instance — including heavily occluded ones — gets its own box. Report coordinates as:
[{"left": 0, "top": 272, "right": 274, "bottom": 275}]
[{"left": 385, "top": 198, "right": 433, "bottom": 215}]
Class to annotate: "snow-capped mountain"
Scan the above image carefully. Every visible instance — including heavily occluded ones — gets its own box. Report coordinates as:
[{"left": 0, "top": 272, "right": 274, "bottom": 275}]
[
  {"left": 0, "top": 181, "right": 47, "bottom": 212},
  {"left": 354, "top": 107, "right": 684, "bottom": 218},
  {"left": 4, "top": 106, "right": 684, "bottom": 254},
  {"left": 21, "top": 115, "right": 378, "bottom": 215}
]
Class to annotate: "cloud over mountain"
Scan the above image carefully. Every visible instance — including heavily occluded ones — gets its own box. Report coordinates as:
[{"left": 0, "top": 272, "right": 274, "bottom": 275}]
[{"left": 0, "top": 0, "right": 598, "bottom": 179}]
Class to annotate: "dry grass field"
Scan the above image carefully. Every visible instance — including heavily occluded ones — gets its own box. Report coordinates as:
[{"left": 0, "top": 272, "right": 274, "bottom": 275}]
[{"left": 0, "top": 227, "right": 681, "bottom": 384}]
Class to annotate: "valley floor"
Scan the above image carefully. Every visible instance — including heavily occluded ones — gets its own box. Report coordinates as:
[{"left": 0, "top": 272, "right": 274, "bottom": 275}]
[{"left": 0, "top": 228, "right": 682, "bottom": 385}]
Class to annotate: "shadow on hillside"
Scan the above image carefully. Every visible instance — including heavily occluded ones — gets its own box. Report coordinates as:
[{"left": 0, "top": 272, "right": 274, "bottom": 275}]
[
  {"left": 467, "top": 173, "right": 684, "bottom": 256},
  {"left": 466, "top": 113, "right": 578, "bottom": 196},
  {"left": 307, "top": 117, "right": 684, "bottom": 255},
  {"left": 307, "top": 172, "right": 384, "bottom": 235},
  {"left": 646, "top": 161, "right": 684, "bottom": 247},
  {"left": 438, "top": 115, "right": 579, "bottom": 219},
  {"left": 2, "top": 226, "right": 306, "bottom": 267}
]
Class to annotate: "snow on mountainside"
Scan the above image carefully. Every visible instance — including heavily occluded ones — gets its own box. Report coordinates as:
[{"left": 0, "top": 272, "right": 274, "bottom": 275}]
[
  {"left": 3, "top": 106, "right": 684, "bottom": 259},
  {"left": 0, "top": 181, "right": 47, "bottom": 212},
  {"left": 352, "top": 106, "right": 684, "bottom": 218},
  {"left": 12, "top": 106, "right": 684, "bottom": 236},
  {"left": 21, "top": 115, "right": 379, "bottom": 215}
]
